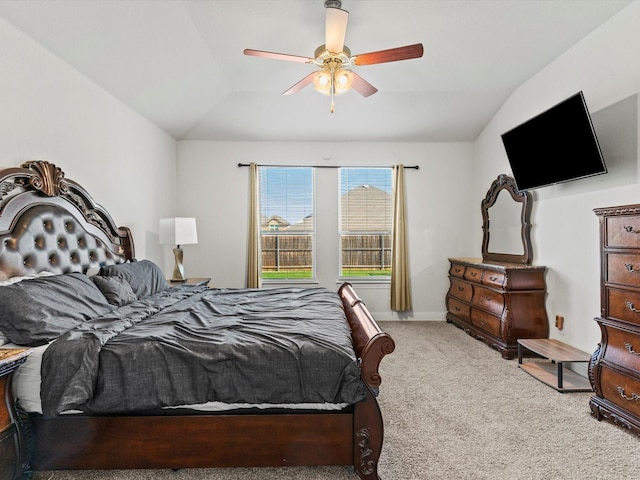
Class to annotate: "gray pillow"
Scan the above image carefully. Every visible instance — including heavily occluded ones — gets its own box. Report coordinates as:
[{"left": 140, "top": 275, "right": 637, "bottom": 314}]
[
  {"left": 98, "top": 260, "right": 168, "bottom": 299},
  {"left": 91, "top": 275, "right": 137, "bottom": 306},
  {"left": 0, "top": 273, "right": 114, "bottom": 346}
]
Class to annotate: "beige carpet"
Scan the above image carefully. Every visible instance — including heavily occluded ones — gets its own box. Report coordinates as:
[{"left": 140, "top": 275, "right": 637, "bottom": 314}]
[{"left": 32, "top": 321, "right": 640, "bottom": 480}]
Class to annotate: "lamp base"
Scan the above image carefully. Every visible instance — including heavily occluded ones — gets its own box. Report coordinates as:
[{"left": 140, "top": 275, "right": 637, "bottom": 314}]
[{"left": 171, "top": 247, "right": 186, "bottom": 282}]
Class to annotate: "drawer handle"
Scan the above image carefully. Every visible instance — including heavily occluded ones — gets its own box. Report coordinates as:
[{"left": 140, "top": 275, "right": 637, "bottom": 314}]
[
  {"left": 470, "top": 272, "right": 478, "bottom": 277},
  {"left": 625, "top": 301, "right": 640, "bottom": 313},
  {"left": 624, "top": 263, "right": 640, "bottom": 274},
  {"left": 483, "top": 295, "right": 492, "bottom": 301},
  {"left": 616, "top": 386, "right": 640, "bottom": 402},
  {"left": 488, "top": 275, "right": 499, "bottom": 282},
  {"left": 457, "top": 286, "right": 465, "bottom": 292},
  {"left": 454, "top": 268, "right": 462, "bottom": 274},
  {"left": 454, "top": 306, "right": 461, "bottom": 312},
  {"left": 624, "top": 342, "right": 640, "bottom": 355},
  {"left": 623, "top": 225, "right": 640, "bottom": 234}
]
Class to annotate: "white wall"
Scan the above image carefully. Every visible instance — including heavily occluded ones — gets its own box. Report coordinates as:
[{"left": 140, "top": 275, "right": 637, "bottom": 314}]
[
  {"left": 473, "top": 1, "right": 640, "bottom": 357},
  {"left": 176, "top": 141, "right": 474, "bottom": 320},
  {"left": 0, "top": 17, "right": 177, "bottom": 263}
]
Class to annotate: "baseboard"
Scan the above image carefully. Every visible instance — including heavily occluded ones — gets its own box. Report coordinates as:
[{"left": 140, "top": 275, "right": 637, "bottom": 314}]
[{"left": 370, "top": 312, "right": 447, "bottom": 321}]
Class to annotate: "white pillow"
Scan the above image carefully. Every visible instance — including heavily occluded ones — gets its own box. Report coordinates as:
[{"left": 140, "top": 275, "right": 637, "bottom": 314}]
[{"left": 0, "top": 271, "right": 56, "bottom": 287}]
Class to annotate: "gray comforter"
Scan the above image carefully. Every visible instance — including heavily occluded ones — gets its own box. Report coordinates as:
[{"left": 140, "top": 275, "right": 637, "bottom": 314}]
[{"left": 40, "top": 286, "right": 366, "bottom": 416}]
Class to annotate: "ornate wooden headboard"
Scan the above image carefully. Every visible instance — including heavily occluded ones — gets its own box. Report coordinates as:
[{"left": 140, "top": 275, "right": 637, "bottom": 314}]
[{"left": 0, "top": 160, "right": 135, "bottom": 280}]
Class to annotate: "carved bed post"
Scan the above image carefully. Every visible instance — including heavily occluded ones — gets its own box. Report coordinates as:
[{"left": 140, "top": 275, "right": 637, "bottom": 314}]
[{"left": 353, "top": 386, "right": 384, "bottom": 480}]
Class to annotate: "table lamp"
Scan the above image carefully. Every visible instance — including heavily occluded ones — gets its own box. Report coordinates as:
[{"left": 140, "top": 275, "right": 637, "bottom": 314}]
[{"left": 159, "top": 217, "right": 198, "bottom": 282}]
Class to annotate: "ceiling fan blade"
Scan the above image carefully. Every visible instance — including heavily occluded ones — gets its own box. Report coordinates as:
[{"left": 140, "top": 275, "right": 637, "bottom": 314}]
[
  {"left": 283, "top": 72, "right": 316, "bottom": 95},
  {"left": 325, "top": 7, "right": 349, "bottom": 53},
  {"left": 243, "top": 49, "right": 314, "bottom": 64},
  {"left": 352, "top": 43, "right": 424, "bottom": 66},
  {"left": 350, "top": 72, "right": 378, "bottom": 97}
]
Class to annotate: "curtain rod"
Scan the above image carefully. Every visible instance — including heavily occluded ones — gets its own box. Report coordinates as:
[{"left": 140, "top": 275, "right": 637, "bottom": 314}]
[{"left": 237, "top": 163, "right": 419, "bottom": 170}]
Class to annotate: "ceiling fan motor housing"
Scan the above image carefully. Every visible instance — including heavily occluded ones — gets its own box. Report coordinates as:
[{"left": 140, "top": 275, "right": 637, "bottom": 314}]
[{"left": 324, "top": 1, "right": 342, "bottom": 8}]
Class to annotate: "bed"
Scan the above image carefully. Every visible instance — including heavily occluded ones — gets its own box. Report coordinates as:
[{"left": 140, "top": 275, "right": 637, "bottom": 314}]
[{"left": 0, "top": 160, "right": 395, "bottom": 480}]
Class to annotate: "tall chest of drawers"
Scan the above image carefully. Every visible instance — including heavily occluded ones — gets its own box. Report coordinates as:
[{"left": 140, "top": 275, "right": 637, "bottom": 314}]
[
  {"left": 590, "top": 204, "right": 640, "bottom": 434},
  {"left": 446, "top": 258, "right": 549, "bottom": 359}
]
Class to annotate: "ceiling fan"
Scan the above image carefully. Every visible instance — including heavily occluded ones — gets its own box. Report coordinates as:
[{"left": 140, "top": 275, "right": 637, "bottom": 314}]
[{"left": 243, "top": 0, "right": 424, "bottom": 113}]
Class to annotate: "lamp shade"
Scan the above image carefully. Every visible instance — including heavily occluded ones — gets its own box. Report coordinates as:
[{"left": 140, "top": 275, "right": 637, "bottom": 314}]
[{"left": 159, "top": 217, "right": 198, "bottom": 246}]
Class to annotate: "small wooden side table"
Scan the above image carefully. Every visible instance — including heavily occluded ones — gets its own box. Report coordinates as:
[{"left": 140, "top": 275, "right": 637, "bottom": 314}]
[
  {"left": 517, "top": 338, "right": 592, "bottom": 392},
  {"left": 0, "top": 348, "right": 32, "bottom": 480}
]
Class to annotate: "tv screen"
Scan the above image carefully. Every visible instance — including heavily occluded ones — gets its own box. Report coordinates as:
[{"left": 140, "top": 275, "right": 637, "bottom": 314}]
[{"left": 501, "top": 91, "right": 606, "bottom": 191}]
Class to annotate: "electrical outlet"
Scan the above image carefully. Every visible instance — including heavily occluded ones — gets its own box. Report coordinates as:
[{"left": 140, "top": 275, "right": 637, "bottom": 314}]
[{"left": 555, "top": 315, "right": 564, "bottom": 331}]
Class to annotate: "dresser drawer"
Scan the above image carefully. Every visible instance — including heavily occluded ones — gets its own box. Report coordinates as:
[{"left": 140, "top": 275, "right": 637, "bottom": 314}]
[
  {"left": 606, "top": 287, "right": 640, "bottom": 326},
  {"left": 606, "top": 216, "right": 640, "bottom": 248},
  {"left": 448, "top": 278, "right": 472, "bottom": 303},
  {"left": 607, "top": 253, "right": 640, "bottom": 288},
  {"left": 472, "top": 285, "right": 505, "bottom": 316},
  {"left": 464, "top": 266, "right": 483, "bottom": 283},
  {"left": 447, "top": 297, "right": 470, "bottom": 321},
  {"left": 599, "top": 365, "right": 640, "bottom": 418},
  {"left": 449, "top": 262, "right": 465, "bottom": 279},
  {"left": 482, "top": 270, "right": 505, "bottom": 288},
  {"left": 471, "top": 308, "right": 502, "bottom": 338},
  {"left": 602, "top": 325, "right": 640, "bottom": 372}
]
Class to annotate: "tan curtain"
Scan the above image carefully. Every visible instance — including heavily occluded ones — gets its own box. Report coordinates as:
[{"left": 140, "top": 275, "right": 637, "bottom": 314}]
[
  {"left": 390, "top": 164, "right": 412, "bottom": 311},
  {"left": 246, "top": 162, "right": 261, "bottom": 288}
]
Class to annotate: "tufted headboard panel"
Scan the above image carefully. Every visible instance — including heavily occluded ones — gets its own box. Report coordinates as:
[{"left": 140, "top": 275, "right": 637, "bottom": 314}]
[{"left": 0, "top": 161, "right": 135, "bottom": 280}]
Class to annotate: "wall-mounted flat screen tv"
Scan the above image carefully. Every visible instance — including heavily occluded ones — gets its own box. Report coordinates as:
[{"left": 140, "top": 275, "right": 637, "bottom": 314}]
[{"left": 501, "top": 91, "right": 606, "bottom": 191}]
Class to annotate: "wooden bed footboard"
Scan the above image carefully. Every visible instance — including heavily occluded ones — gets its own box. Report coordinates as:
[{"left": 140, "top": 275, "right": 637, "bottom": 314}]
[
  {"left": 28, "top": 283, "right": 394, "bottom": 480},
  {"left": 338, "top": 282, "right": 396, "bottom": 393}
]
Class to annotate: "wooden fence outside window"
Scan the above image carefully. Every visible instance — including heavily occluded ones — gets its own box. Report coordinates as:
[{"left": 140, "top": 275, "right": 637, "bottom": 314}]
[{"left": 261, "top": 234, "right": 391, "bottom": 273}]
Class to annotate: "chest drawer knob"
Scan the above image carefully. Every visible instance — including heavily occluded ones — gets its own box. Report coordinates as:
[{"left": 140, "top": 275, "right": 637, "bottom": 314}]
[
  {"left": 623, "top": 225, "right": 640, "bottom": 233},
  {"left": 616, "top": 386, "right": 640, "bottom": 402},
  {"left": 625, "top": 301, "right": 640, "bottom": 313},
  {"left": 624, "top": 263, "right": 640, "bottom": 273},
  {"left": 624, "top": 342, "right": 640, "bottom": 355}
]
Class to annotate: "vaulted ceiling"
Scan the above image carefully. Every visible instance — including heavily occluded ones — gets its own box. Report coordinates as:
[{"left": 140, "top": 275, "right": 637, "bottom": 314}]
[{"left": 0, "top": 0, "right": 632, "bottom": 142}]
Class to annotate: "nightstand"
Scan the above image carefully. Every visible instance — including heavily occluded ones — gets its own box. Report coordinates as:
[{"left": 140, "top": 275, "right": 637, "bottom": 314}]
[
  {"left": 170, "top": 277, "right": 212, "bottom": 287},
  {"left": 0, "top": 348, "right": 32, "bottom": 480}
]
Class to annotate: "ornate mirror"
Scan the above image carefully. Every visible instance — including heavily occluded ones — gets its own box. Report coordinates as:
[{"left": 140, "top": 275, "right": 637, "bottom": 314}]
[{"left": 481, "top": 174, "right": 533, "bottom": 264}]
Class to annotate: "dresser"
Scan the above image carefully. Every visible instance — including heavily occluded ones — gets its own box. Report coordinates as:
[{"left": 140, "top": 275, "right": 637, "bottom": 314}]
[
  {"left": 446, "top": 258, "right": 549, "bottom": 359},
  {"left": 590, "top": 204, "right": 640, "bottom": 434},
  {"left": 0, "top": 348, "right": 32, "bottom": 480}
]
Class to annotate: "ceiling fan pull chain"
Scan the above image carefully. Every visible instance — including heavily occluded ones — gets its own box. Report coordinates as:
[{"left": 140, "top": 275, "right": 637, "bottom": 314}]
[{"left": 330, "top": 68, "right": 336, "bottom": 113}]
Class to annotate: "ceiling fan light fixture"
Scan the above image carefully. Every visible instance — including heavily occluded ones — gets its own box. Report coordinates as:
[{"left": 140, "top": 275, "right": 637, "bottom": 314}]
[
  {"left": 313, "top": 70, "right": 332, "bottom": 94},
  {"left": 334, "top": 69, "right": 353, "bottom": 94},
  {"left": 313, "top": 68, "right": 352, "bottom": 96}
]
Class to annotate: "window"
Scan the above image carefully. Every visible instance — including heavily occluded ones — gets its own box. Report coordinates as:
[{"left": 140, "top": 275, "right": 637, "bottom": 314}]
[
  {"left": 339, "top": 168, "right": 392, "bottom": 278},
  {"left": 258, "top": 167, "right": 314, "bottom": 280}
]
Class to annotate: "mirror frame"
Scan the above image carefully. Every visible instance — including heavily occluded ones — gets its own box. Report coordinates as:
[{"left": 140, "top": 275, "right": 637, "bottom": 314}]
[{"left": 481, "top": 174, "right": 533, "bottom": 265}]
